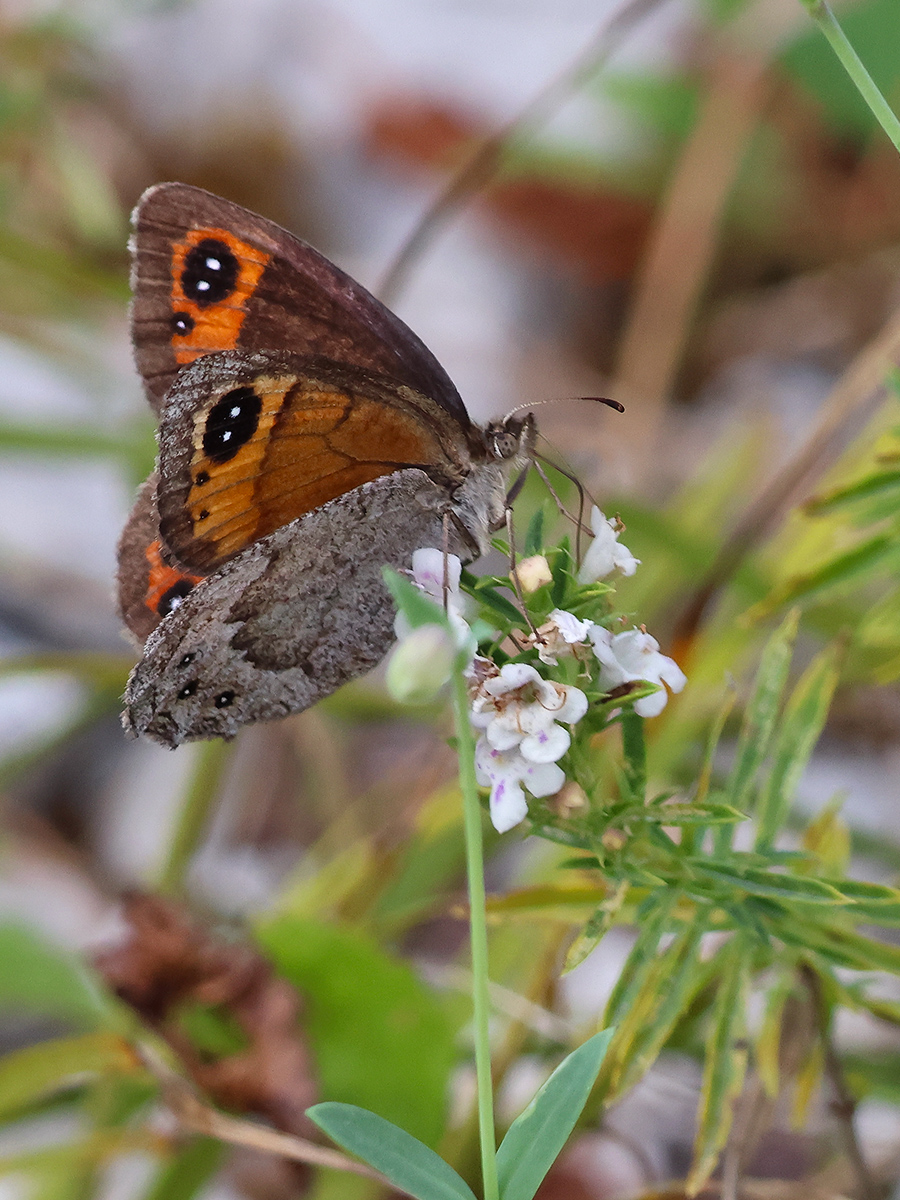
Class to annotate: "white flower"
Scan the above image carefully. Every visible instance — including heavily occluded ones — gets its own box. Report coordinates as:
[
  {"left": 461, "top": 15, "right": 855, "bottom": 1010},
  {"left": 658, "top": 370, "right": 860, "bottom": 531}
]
[
  {"left": 394, "top": 547, "right": 472, "bottom": 651},
  {"left": 577, "top": 508, "right": 639, "bottom": 584},
  {"left": 533, "top": 608, "right": 593, "bottom": 665},
  {"left": 475, "top": 742, "right": 566, "bottom": 833},
  {"left": 589, "top": 626, "right": 687, "bottom": 717},
  {"left": 468, "top": 661, "right": 588, "bottom": 832}
]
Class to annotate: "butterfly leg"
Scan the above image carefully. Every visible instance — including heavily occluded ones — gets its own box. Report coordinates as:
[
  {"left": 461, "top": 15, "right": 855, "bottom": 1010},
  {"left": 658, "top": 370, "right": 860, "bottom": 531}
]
[
  {"left": 505, "top": 505, "right": 540, "bottom": 640},
  {"left": 531, "top": 455, "right": 590, "bottom": 567}
]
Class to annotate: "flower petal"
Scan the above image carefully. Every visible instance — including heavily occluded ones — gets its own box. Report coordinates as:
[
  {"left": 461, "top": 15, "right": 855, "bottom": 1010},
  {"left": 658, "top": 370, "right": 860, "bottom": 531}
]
[
  {"left": 577, "top": 508, "right": 640, "bottom": 584},
  {"left": 486, "top": 713, "right": 525, "bottom": 751},
  {"left": 521, "top": 759, "right": 566, "bottom": 798},
  {"left": 520, "top": 722, "right": 570, "bottom": 762},
  {"left": 484, "top": 662, "right": 542, "bottom": 696},
  {"left": 412, "top": 548, "right": 461, "bottom": 600},
  {"left": 553, "top": 684, "right": 589, "bottom": 725},
  {"left": 634, "top": 688, "right": 668, "bottom": 718},
  {"left": 490, "top": 776, "right": 529, "bottom": 833}
]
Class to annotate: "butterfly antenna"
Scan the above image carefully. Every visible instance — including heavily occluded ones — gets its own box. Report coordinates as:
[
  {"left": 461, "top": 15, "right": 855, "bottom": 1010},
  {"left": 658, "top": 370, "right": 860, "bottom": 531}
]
[{"left": 504, "top": 395, "right": 624, "bottom": 421}]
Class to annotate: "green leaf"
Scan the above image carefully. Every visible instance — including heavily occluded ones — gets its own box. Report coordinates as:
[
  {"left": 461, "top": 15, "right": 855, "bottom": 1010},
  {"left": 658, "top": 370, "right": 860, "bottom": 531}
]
[
  {"left": 772, "top": 919, "right": 900, "bottom": 973},
  {"left": 564, "top": 884, "right": 628, "bottom": 973},
  {"left": 747, "top": 534, "right": 894, "bottom": 619},
  {"left": 307, "top": 1102, "right": 476, "bottom": 1200},
  {"left": 726, "top": 610, "right": 798, "bottom": 817},
  {"left": 0, "top": 924, "right": 114, "bottom": 1028},
  {"left": 690, "top": 862, "right": 844, "bottom": 904},
  {"left": 830, "top": 878, "right": 900, "bottom": 922},
  {"left": 0, "top": 1033, "right": 140, "bottom": 1121},
  {"left": 255, "top": 917, "right": 455, "bottom": 1147},
  {"left": 524, "top": 507, "right": 545, "bottom": 556},
  {"left": 383, "top": 568, "right": 448, "bottom": 631},
  {"left": 755, "top": 642, "right": 841, "bottom": 850},
  {"left": 620, "top": 711, "right": 646, "bottom": 805},
  {"left": 496, "top": 1029, "right": 614, "bottom": 1200},
  {"left": 609, "top": 918, "right": 711, "bottom": 1099},
  {"left": 638, "top": 801, "right": 746, "bottom": 825},
  {"left": 805, "top": 468, "right": 900, "bottom": 512},
  {"left": 469, "top": 580, "right": 525, "bottom": 625},
  {"left": 141, "top": 1137, "right": 224, "bottom": 1200},
  {"left": 603, "top": 892, "right": 678, "bottom": 1027},
  {"left": 689, "top": 936, "right": 751, "bottom": 1192}
]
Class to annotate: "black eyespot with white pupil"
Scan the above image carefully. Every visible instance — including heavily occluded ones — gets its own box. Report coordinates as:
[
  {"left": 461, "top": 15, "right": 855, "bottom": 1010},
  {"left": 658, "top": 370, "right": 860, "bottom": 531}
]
[
  {"left": 202, "top": 387, "right": 262, "bottom": 464},
  {"left": 215, "top": 691, "right": 235, "bottom": 708},
  {"left": 177, "top": 680, "right": 198, "bottom": 700},
  {"left": 172, "top": 312, "right": 194, "bottom": 336},
  {"left": 180, "top": 238, "right": 239, "bottom": 308}
]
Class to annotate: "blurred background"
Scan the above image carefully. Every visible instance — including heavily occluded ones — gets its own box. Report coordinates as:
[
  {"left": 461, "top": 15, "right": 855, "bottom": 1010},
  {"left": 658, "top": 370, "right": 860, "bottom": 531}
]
[{"left": 4, "top": 0, "right": 900, "bottom": 1196}]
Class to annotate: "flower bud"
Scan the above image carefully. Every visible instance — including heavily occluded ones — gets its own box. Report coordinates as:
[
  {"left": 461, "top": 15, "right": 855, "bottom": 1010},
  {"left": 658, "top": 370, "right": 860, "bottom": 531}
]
[
  {"left": 386, "top": 624, "right": 456, "bottom": 704},
  {"left": 514, "top": 554, "right": 552, "bottom": 593}
]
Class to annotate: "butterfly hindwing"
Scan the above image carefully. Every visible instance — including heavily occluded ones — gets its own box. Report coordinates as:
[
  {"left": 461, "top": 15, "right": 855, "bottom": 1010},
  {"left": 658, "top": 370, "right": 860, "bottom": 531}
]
[
  {"left": 123, "top": 469, "right": 464, "bottom": 746},
  {"left": 153, "top": 349, "right": 470, "bottom": 574}
]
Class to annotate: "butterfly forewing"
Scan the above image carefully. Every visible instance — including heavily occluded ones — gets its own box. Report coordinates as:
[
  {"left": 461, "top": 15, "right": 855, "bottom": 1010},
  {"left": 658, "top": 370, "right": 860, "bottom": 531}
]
[{"left": 130, "top": 183, "right": 469, "bottom": 425}]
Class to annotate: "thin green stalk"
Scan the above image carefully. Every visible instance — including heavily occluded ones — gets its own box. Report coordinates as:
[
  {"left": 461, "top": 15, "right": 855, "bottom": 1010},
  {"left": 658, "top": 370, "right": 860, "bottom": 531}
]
[
  {"left": 803, "top": 1, "right": 900, "bottom": 155},
  {"left": 451, "top": 663, "right": 499, "bottom": 1200},
  {"left": 158, "top": 739, "right": 230, "bottom": 895}
]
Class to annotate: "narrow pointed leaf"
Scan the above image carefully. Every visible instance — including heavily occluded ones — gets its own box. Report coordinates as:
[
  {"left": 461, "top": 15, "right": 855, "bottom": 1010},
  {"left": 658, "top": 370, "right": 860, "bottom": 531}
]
[
  {"left": 727, "top": 610, "right": 798, "bottom": 816},
  {"left": 603, "top": 892, "right": 677, "bottom": 1027},
  {"left": 496, "top": 1029, "right": 614, "bottom": 1200},
  {"left": 524, "top": 507, "right": 546, "bottom": 556},
  {"left": 805, "top": 468, "right": 900, "bottom": 511},
  {"left": 307, "top": 1103, "right": 477, "bottom": 1200},
  {"left": 747, "top": 533, "right": 894, "bottom": 619},
  {"left": 613, "top": 917, "right": 711, "bottom": 1098},
  {"left": 688, "top": 936, "right": 752, "bottom": 1192},
  {"left": 0, "top": 1033, "right": 139, "bottom": 1121},
  {"left": 755, "top": 642, "right": 841, "bottom": 850},
  {"left": 690, "top": 862, "right": 845, "bottom": 904}
]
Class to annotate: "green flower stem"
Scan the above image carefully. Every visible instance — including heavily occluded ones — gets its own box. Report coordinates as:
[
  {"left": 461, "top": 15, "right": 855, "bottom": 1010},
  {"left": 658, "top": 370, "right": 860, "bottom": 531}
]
[
  {"left": 803, "top": 0, "right": 900, "bottom": 154},
  {"left": 158, "top": 739, "right": 230, "bottom": 895},
  {"left": 451, "top": 662, "right": 499, "bottom": 1200}
]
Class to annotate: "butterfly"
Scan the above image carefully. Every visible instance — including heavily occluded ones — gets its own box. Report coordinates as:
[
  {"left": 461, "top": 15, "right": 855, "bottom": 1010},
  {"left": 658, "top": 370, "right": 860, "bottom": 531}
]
[{"left": 117, "top": 183, "right": 534, "bottom": 747}]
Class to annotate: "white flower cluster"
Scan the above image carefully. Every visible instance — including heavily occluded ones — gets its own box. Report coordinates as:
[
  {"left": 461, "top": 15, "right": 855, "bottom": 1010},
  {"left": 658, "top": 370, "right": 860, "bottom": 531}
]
[
  {"left": 469, "top": 662, "right": 588, "bottom": 833},
  {"left": 390, "top": 508, "right": 686, "bottom": 833}
]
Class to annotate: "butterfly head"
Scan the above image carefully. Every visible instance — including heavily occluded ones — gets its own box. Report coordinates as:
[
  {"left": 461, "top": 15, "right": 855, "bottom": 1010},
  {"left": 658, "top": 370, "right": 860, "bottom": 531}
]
[{"left": 482, "top": 412, "right": 536, "bottom": 465}]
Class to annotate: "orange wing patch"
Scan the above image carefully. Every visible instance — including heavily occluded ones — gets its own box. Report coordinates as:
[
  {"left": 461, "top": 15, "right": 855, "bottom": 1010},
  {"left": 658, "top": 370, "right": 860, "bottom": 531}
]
[
  {"left": 170, "top": 227, "right": 269, "bottom": 365},
  {"left": 144, "top": 540, "right": 204, "bottom": 619},
  {"left": 177, "top": 374, "right": 450, "bottom": 570}
]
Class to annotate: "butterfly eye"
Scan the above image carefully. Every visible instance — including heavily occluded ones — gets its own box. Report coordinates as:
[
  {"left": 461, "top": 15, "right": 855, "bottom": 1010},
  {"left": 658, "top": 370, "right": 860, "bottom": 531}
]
[
  {"left": 177, "top": 680, "right": 198, "bottom": 700},
  {"left": 214, "top": 691, "right": 235, "bottom": 708}
]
